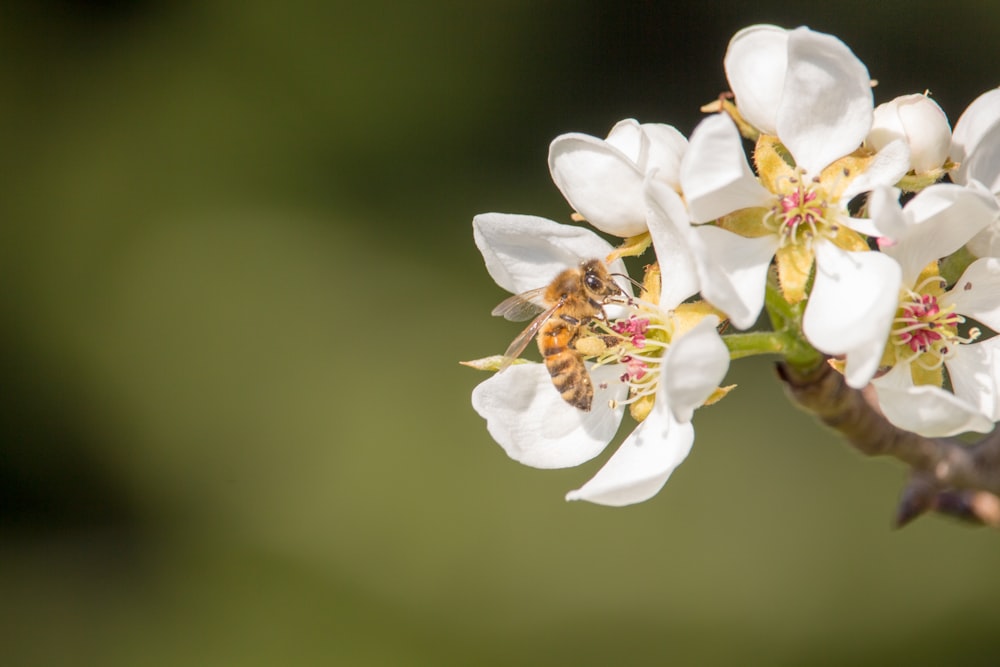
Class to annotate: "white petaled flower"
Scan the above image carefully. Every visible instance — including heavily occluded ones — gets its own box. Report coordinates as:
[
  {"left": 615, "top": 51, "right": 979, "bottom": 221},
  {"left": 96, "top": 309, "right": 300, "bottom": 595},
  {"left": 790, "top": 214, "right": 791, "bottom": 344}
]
[
  {"left": 723, "top": 24, "right": 876, "bottom": 174},
  {"left": 866, "top": 94, "right": 952, "bottom": 175},
  {"left": 680, "top": 25, "right": 910, "bottom": 329},
  {"left": 470, "top": 212, "right": 729, "bottom": 506},
  {"left": 549, "top": 119, "right": 688, "bottom": 237},
  {"left": 805, "top": 183, "right": 1000, "bottom": 436},
  {"left": 951, "top": 87, "right": 1000, "bottom": 257}
]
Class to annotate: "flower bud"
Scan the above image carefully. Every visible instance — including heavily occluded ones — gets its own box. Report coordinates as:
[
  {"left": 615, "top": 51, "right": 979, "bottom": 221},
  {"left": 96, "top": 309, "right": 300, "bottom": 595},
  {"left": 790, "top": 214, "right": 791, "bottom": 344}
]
[{"left": 866, "top": 94, "right": 951, "bottom": 174}]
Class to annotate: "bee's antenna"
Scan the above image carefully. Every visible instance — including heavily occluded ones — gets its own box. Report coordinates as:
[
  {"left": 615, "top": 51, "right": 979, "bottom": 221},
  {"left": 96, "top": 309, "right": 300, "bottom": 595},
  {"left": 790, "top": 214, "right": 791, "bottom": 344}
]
[{"left": 610, "top": 272, "right": 645, "bottom": 293}]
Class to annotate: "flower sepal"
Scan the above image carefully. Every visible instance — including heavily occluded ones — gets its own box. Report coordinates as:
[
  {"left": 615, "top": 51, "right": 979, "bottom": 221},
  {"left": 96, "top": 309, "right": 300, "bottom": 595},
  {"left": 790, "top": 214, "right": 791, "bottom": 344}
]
[
  {"left": 894, "top": 160, "right": 955, "bottom": 193},
  {"left": 460, "top": 355, "right": 532, "bottom": 372}
]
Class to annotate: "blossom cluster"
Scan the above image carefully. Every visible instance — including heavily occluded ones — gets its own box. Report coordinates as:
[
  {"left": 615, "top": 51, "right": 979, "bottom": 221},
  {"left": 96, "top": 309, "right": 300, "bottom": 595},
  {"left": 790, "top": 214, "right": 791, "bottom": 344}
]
[{"left": 465, "top": 24, "right": 1000, "bottom": 506}]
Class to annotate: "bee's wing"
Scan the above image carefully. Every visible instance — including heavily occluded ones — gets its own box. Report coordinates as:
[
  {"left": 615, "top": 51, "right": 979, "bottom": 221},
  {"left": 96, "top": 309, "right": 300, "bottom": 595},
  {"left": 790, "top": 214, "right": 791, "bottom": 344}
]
[
  {"left": 491, "top": 287, "right": 548, "bottom": 322},
  {"left": 497, "top": 301, "right": 561, "bottom": 372}
]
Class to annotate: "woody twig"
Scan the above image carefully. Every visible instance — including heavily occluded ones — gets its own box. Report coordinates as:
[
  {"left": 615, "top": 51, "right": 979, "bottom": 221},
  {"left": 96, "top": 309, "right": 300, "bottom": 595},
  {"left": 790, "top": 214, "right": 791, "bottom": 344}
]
[{"left": 777, "top": 360, "right": 1000, "bottom": 527}]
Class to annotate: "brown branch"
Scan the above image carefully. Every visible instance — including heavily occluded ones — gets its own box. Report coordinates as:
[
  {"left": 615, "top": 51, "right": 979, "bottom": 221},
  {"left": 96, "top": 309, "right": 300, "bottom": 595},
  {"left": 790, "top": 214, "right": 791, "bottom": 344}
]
[
  {"left": 776, "top": 360, "right": 1000, "bottom": 526},
  {"left": 896, "top": 473, "right": 1000, "bottom": 528}
]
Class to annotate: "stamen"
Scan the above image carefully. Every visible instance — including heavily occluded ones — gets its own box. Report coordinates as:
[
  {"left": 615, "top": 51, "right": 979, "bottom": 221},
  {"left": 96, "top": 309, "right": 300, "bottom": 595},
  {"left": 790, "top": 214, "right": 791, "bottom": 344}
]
[
  {"left": 592, "top": 297, "right": 677, "bottom": 415},
  {"left": 890, "top": 289, "right": 963, "bottom": 367},
  {"left": 762, "top": 172, "right": 836, "bottom": 249}
]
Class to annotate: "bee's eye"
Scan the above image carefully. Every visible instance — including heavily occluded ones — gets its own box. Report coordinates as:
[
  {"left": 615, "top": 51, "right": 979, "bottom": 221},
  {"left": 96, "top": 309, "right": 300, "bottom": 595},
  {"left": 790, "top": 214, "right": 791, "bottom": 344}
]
[{"left": 585, "top": 273, "right": 603, "bottom": 290}]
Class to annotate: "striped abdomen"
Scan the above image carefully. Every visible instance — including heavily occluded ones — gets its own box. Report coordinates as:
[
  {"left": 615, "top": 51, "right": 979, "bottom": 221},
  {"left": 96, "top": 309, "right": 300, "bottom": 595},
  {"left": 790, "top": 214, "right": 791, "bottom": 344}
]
[{"left": 537, "top": 317, "right": 593, "bottom": 411}]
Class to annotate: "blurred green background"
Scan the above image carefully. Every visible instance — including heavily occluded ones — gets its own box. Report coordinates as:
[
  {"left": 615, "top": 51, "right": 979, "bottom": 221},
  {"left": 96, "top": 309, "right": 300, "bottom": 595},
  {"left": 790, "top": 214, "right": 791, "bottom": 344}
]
[{"left": 2, "top": 1, "right": 998, "bottom": 665}]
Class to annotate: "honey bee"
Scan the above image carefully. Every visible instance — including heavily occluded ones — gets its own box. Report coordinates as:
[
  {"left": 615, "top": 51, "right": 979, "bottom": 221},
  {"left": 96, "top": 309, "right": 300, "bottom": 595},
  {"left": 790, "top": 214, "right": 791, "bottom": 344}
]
[{"left": 492, "top": 259, "right": 627, "bottom": 411}]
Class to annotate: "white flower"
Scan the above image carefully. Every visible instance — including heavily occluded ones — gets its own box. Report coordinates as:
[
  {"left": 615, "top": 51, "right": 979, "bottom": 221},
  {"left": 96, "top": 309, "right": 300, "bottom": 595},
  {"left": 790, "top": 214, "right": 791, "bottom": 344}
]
[
  {"left": 680, "top": 26, "right": 910, "bottom": 329},
  {"left": 867, "top": 94, "right": 951, "bottom": 174},
  {"left": 470, "top": 212, "right": 729, "bottom": 505},
  {"left": 951, "top": 87, "right": 1000, "bottom": 257},
  {"left": 803, "top": 183, "right": 1000, "bottom": 436},
  {"left": 870, "top": 252, "right": 1000, "bottom": 437},
  {"left": 723, "top": 25, "right": 877, "bottom": 175},
  {"left": 548, "top": 119, "right": 688, "bottom": 237}
]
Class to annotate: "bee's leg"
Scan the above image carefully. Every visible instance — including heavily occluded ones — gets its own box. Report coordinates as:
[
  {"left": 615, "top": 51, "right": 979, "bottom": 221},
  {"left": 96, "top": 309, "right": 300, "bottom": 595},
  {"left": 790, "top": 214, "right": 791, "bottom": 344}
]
[{"left": 560, "top": 314, "right": 581, "bottom": 325}]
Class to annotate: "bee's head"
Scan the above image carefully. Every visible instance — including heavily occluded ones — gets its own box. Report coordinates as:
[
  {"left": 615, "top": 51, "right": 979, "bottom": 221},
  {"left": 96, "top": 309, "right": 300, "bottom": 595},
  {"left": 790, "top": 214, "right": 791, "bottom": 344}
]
[{"left": 579, "top": 258, "right": 623, "bottom": 299}]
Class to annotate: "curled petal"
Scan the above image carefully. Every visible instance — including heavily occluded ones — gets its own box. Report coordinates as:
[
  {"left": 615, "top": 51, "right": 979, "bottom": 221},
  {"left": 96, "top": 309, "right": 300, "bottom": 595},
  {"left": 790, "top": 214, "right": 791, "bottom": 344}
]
[
  {"left": 472, "top": 213, "right": 624, "bottom": 295},
  {"left": 681, "top": 114, "right": 772, "bottom": 223},
  {"left": 604, "top": 119, "right": 645, "bottom": 161},
  {"left": 471, "top": 364, "right": 626, "bottom": 469},
  {"left": 803, "top": 243, "right": 901, "bottom": 388},
  {"left": 867, "top": 99, "right": 907, "bottom": 150},
  {"left": 863, "top": 185, "right": 907, "bottom": 241},
  {"left": 549, "top": 132, "right": 648, "bottom": 237},
  {"left": 662, "top": 316, "right": 730, "bottom": 423},
  {"left": 724, "top": 24, "right": 788, "bottom": 135},
  {"left": 643, "top": 123, "right": 689, "bottom": 189},
  {"left": 839, "top": 139, "right": 911, "bottom": 205},
  {"left": 893, "top": 95, "right": 951, "bottom": 173},
  {"left": 644, "top": 176, "right": 700, "bottom": 309},
  {"left": 689, "top": 225, "right": 778, "bottom": 329},
  {"left": 868, "top": 95, "right": 951, "bottom": 174},
  {"left": 565, "top": 397, "right": 694, "bottom": 506},
  {"left": 872, "top": 365, "right": 994, "bottom": 437},
  {"left": 778, "top": 27, "right": 872, "bottom": 176},
  {"left": 882, "top": 182, "right": 999, "bottom": 286},
  {"left": 952, "top": 87, "right": 1000, "bottom": 192}
]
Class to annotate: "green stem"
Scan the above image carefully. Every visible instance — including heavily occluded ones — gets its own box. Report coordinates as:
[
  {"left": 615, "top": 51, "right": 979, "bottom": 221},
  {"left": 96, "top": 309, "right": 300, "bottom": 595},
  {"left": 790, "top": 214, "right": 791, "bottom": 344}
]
[
  {"left": 760, "top": 281, "right": 825, "bottom": 369},
  {"left": 763, "top": 281, "right": 797, "bottom": 329}
]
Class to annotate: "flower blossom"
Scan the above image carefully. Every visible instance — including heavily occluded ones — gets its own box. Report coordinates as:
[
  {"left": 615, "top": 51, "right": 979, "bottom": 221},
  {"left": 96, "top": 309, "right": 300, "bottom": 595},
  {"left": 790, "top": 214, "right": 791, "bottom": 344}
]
[
  {"left": 866, "top": 93, "right": 952, "bottom": 175},
  {"left": 804, "top": 183, "right": 1000, "bottom": 436},
  {"left": 548, "top": 119, "right": 687, "bottom": 237},
  {"left": 469, "top": 212, "right": 729, "bottom": 506},
  {"left": 679, "top": 25, "right": 910, "bottom": 329}
]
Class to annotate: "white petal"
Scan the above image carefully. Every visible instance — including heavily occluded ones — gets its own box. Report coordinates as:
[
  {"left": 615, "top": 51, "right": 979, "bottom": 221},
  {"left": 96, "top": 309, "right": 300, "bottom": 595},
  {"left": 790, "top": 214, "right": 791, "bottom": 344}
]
[
  {"left": 680, "top": 114, "right": 773, "bottom": 223},
  {"left": 689, "top": 225, "right": 778, "bottom": 329},
  {"left": 883, "top": 182, "right": 999, "bottom": 286},
  {"left": 897, "top": 95, "right": 952, "bottom": 174},
  {"left": 565, "top": 397, "right": 694, "bottom": 506},
  {"left": 838, "top": 214, "right": 882, "bottom": 240},
  {"left": 548, "top": 133, "right": 647, "bottom": 237},
  {"left": 964, "top": 179, "right": 1000, "bottom": 257},
  {"left": 471, "top": 364, "right": 626, "bottom": 469},
  {"left": 867, "top": 99, "right": 907, "bottom": 153},
  {"left": 872, "top": 365, "right": 993, "bottom": 437},
  {"left": 863, "top": 185, "right": 907, "bottom": 241},
  {"left": 867, "top": 95, "right": 950, "bottom": 175},
  {"left": 604, "top": 119, "right": 645, "bottom": 163},
  {"left": 967, "top": 223, "right": 1000, "bottom": 259},
  {"left": 839, "top": 139, "right": 910, "bottom": 204},
  {"left": 644, "top": 177, "right": 700, "bottom": 309},
  {"left": 946, "top": 337, "right": 1000, "bottom": 422},
  {"left": 952, "top": 87, "right": 1000, "bottom": 191},
  {"left": 724, "top": 24, "right": 788, "bottom": 135},
  {"left": 963, "top": 124, "right": 1000, "bottom": 195},
  {"left": 803, "top": 242, "right": 901, "bottom": 388},
  {"left": 778, "top": 27, "right": 872, "bottom": 176},
  {"left": 472, "top": 213, "right": 623, "bottom": 295},
  {"left": 662, "top": 316, "right": 730, "bottom": 423},
  {"left": 941, "top": 257, "right": 1000, "bottom": 330},
  {"left": 642, "top": 123, "right": 688, "bottom": 189}
]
